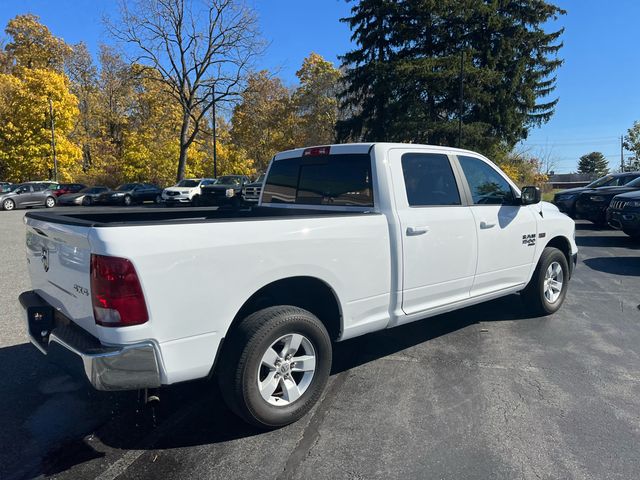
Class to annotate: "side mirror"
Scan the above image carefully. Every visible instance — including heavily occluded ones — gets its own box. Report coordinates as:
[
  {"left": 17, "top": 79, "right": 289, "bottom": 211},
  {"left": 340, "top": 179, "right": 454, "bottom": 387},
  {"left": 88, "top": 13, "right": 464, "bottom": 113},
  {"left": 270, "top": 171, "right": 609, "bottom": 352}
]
[{"left": 520, "top": 186, "right": 541, "bottom": 205}]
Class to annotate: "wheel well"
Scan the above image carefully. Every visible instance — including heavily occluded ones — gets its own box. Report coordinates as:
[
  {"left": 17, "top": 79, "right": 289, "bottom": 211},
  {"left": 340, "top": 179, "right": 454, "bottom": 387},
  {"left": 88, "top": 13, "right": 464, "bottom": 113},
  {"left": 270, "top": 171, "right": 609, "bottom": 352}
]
[
  {"left": 231, "top": 276, "right": 342, "bottom": 341},
  {"left": 546, "top": 236, "right": 571, "bottom": 266}
]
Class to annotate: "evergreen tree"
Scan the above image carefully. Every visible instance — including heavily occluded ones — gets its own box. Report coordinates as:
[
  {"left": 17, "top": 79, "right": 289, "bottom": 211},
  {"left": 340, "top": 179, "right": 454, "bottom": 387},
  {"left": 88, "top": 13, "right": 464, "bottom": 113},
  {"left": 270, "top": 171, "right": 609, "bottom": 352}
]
[
  {"left": 577, "top": 152, "right": 609, "bottom": 176},
  {"left": 337, "top": 0, "right": 404, "bottom": 141},
  {"left": 338, "top": 0, "right": 565, "bottom": 152}
]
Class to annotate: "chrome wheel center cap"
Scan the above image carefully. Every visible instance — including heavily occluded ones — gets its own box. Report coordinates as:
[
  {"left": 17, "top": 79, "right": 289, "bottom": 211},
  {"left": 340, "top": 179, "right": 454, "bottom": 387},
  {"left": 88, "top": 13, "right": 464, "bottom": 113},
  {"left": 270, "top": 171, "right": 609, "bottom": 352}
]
[{"left": 279, "top": 362, "right": 290, "bottom": 375}]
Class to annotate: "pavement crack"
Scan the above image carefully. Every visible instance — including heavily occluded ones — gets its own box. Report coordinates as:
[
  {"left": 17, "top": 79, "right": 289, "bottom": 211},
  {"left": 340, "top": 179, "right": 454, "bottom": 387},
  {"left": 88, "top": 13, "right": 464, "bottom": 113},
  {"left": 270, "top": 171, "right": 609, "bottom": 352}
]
[{"left": 276, "top": 372, "right": 349, "bottom": 480}]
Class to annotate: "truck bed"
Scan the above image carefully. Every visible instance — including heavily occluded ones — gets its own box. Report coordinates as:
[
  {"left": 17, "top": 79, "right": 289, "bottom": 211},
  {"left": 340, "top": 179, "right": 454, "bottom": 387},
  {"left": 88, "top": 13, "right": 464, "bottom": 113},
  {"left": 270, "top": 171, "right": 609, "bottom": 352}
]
[{"left": 25, "top": 205, "right": 378, "bottom": 227}]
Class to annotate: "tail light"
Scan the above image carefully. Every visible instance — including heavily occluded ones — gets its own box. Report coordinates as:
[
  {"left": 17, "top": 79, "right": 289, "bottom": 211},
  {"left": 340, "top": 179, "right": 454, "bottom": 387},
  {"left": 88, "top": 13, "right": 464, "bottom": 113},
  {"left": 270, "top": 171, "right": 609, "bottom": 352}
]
[
  {"left": 303, "top": 146, "right": 330, "bottom": 156},
  {"left": 90, "top": 254, "right": 149, "bottom": 327}
]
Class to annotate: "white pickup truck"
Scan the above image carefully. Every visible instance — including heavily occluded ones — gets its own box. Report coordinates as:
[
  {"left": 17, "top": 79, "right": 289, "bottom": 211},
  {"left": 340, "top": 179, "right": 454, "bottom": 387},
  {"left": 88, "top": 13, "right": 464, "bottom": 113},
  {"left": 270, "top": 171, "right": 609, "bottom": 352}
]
[{"left": 20, "top": 143, "right": 577, "bottom": 427}]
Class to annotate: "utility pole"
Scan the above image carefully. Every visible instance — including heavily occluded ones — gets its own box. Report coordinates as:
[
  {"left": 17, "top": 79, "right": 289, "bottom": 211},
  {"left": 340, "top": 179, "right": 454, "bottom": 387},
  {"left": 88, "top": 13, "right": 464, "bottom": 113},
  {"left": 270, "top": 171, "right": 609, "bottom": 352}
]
[
  {"left": 621, "top": 135, "right": 625, "bottom": 172},
  {"left": 457, "top": 49, "right": 464, "bottom": 148},
  {"left": 211, "top": 84, "right": 217, "bottom": 178},
  {"left": 48, "top": 98, "right": 58, "bottom": 182}
]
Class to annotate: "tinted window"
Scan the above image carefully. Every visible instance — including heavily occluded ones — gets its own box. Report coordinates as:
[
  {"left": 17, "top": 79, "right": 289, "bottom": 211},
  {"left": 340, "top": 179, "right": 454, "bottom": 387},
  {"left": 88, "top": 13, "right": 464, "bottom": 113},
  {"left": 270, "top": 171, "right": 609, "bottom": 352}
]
[
  {"left": 401, "top": 153, "right": 460, "bottom": 206},
  {"left": 262, "top": 154, "right": 373, "bottom": 207},
  {"left": 458, "top": 156, "right": 514, "bottom": 205}
]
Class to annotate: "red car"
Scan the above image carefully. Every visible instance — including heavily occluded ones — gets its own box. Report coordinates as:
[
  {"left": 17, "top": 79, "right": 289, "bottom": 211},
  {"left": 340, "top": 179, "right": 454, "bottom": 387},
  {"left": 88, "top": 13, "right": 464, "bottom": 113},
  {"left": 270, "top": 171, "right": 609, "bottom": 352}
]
[{"left": 50, "top": 183, "right": 86, "bottom": 197}]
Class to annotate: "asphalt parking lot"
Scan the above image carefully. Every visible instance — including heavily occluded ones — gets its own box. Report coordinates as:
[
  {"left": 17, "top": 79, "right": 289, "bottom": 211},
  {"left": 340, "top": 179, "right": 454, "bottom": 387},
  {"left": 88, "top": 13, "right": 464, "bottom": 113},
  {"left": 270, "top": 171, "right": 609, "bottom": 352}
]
[{"left": 1, "top": 208, "right": 640, "bottom": 480}]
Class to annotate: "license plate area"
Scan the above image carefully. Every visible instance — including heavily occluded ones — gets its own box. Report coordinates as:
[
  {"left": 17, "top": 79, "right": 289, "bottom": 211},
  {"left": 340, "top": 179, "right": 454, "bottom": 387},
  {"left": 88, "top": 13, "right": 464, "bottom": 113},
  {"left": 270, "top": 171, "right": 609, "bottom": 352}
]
[{"left": 27, "top": 304, "right": 55, "bottom": 349}]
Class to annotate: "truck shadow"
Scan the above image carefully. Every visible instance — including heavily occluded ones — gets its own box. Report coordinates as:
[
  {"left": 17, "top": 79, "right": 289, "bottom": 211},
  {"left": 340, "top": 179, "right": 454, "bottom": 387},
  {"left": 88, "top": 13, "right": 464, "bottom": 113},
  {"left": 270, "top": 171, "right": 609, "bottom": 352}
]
[
  {"left": 582, "top": 257, "right": 640, "bottom": 276},
  {"left": 3, "top": 294, "right": 540, "bottom": 479}
]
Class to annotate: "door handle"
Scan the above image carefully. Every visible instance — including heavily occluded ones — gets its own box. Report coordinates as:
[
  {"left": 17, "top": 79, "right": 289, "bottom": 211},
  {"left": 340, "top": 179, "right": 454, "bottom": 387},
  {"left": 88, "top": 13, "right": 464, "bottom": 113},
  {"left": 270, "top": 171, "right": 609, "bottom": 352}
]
[
  {"left": 479, "top": 221, "right": 496, "bottom": 229},
  {"left": 406, "top": 226, "right": 429, "bottom": 236}
]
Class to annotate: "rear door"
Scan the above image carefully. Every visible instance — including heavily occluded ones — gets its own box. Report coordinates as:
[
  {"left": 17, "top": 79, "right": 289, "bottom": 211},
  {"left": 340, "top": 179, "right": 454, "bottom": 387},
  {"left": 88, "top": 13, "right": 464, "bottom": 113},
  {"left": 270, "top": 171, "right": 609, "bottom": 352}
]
[
  {"left": 388, "top": 148, "right": 478, "bottom": 315},
  {"left": 455, "top": 154, "right": 537, "bottom": 296}
]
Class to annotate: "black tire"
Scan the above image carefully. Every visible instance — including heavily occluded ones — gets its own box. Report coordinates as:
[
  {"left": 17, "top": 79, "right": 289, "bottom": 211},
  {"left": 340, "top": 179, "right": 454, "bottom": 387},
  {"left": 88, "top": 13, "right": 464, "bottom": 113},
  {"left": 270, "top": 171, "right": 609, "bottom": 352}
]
[
  {"left": 123, "top": 195, "right": 132, "bottom": 206},
  {"left": 218, "top": 306, "right": 332, "bottom": 428},
  {"left": 82, "top": 196, "right": 92, "bottom": 206},
  {"left": 45, "top": 196, "right": 56, "bottom": 208},
  {"left": 522, "top": 247, "right": 569, "bottom": 316},
  {"left": 191, "top": 195, "right": 200, "bottom": 207},
  {"left": 154, "top": 195, "right": 162, "bottom": 204}
]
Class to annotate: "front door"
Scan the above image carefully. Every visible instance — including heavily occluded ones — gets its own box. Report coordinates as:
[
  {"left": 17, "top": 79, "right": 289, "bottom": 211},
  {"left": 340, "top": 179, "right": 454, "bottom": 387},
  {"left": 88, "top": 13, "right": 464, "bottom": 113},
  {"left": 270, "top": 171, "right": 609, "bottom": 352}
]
[
  {"left": 456, "top": 155, "right": 538, "bottom": 296},
  {"left": 389, "top": 149, "right": 478, "bottom": 317}
]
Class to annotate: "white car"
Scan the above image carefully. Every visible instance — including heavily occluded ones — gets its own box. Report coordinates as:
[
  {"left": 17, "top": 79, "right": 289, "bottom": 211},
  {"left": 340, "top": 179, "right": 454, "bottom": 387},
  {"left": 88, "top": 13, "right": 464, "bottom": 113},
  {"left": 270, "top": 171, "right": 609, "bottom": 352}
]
[
  {"left": 20, "top": 143, "right": 577, "bottom": 428},
  {"left": 161, "top": 178, "right": 216, "bottom": 205}
]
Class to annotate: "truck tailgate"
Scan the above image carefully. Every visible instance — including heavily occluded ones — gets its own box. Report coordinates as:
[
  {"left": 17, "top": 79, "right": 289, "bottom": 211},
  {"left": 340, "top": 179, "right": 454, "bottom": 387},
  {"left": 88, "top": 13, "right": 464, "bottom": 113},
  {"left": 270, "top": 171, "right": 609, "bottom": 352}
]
[{"left": 25, "top": 216, "right": 97, "bottom": 336}]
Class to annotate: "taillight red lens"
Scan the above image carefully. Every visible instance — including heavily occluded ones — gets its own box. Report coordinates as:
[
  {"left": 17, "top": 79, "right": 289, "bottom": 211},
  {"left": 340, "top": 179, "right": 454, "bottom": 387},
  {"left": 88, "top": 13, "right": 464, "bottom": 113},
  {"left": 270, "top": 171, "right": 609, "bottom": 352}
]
[{"left": 90, "top": 254, "right": 149, "bottom": 327}]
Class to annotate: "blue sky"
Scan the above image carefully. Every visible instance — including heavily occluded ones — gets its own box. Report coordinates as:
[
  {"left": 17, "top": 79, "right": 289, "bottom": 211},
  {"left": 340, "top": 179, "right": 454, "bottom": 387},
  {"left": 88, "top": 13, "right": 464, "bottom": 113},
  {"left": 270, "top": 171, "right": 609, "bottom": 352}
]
[{"left": 0, "top": 0, "right": 638, "bottom": 173}]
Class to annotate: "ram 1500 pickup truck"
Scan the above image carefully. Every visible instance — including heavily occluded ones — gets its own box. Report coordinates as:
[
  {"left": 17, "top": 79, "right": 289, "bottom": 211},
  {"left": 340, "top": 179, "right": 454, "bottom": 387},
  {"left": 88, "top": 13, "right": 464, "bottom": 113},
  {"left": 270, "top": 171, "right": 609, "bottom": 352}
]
[{"left": 20, "top": 143, "right": 577, "bottom": 428}]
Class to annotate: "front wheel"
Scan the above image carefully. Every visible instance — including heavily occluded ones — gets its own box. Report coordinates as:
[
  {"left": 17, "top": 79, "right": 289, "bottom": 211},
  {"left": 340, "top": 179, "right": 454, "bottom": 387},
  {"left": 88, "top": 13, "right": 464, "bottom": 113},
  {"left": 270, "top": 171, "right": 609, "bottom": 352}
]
[
  {"left": 2, "top": 199, "right": 15, "bottom": 211},
  {"left": 123, "top": 195, "right": 132, "bottom": 206},
  {"left": 45, "top": 196, "right": 56, "bottom": 208},
  {"left": 82, "top": 196, "right": 92, "bottom": 206},
  {"left": 218, "top": 306, "right": 332, "bottom": 428},
  {"left": 522, "top": 247, "right": 569, "bottom": 315}
]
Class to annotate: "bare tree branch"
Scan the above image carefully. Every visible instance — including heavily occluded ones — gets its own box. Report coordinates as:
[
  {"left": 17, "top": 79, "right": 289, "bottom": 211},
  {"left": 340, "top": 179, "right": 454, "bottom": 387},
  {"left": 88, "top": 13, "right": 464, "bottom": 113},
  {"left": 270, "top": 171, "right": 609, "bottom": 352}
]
[{"left": 106, "top": 0, "right": 263, "bottom": 180}]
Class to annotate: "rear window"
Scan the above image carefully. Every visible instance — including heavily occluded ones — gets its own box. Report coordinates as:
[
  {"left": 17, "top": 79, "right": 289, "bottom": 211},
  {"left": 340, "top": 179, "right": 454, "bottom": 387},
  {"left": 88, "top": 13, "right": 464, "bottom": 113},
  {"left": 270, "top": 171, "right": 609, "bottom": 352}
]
[{"left": 262, "top": 154, "right": 373, "bottom": 207}]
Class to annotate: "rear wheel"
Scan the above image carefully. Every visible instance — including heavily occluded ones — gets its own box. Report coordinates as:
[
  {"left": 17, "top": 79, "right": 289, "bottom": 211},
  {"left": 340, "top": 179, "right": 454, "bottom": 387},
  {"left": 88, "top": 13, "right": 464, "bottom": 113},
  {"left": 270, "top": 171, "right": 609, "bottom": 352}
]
[
  {"left": 45, "top": 196, "right": 56, "bottom": 208},
  {"left": 2, "top": 199, "right": 15, "bottom": 211},
  {"left": 218, "top": 306, "right": 332, "bottom": 428},
  {"left": 154, "top": 195, "right": 162, "bottom": 204},
  {"left": 123, "top": 195, "right": 132, "bottom": 206},
  {"left": 522, "top": 247, "right": 569, "bottom": 315}
]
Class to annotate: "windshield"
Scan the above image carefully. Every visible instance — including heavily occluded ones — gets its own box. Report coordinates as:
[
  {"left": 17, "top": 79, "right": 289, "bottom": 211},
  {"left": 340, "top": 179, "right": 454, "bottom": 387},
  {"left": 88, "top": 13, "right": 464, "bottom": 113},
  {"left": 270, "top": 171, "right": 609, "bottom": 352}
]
[
  {"left": 116, "top": 184, "right": 137, "bottom": 191},
  {"left": 217, "top": 176, "right": 242, "bottom": 185},
  {"left": 587, "top": 175, "right": 616, "bottom": 188},
  {"left": 177, "top": 180, "right": 199, "bottom": 188},
  {"left": 80, "top": 187, "right": 104, "bottom": 194},
  {"left": 625, "top": 176, "right": 640, "bottom": 188}
]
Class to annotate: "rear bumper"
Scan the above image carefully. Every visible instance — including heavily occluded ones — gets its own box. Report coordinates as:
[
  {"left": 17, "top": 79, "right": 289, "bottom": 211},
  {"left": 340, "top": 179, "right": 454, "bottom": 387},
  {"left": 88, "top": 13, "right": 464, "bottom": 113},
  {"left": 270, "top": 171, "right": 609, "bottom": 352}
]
[{"left": 20, "top": 291, "right": 161, "bottom": 391}]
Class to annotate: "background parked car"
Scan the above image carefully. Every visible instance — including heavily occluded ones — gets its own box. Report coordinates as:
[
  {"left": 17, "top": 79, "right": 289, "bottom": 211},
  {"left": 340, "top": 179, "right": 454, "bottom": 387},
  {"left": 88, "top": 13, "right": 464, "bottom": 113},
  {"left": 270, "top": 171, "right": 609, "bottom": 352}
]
[
  {"left": 241, "top": 173, "right": 265, "bottom": 205},
  {"left": 553, "top": 172, "right": 640, "bottom": 217},
  {"left": 607, "top": 190, "right": 640, "bottom": 238},
  {"left": 49, "top": 183, "right": 87, "bottom": 197},
  {"left": 200, "top": 175, "right": 250, "bottom": 207},
  {"left": 57, "top": 186, "right": 110, "bottom": 206},
  {"left": 575, "top": 176, "right": 640, "bottom": 226},
  {"left": 0, "top": 183, "right": 56, "bottom": 210},
  {"left": 96, "top": 183, "right": 163, "bottom": 206},
  {"left": 0, "top": 182, "right": 14, "bottom": 193},
  {"left": 161, "top": 178, "right": 216, "bottom": 206}
]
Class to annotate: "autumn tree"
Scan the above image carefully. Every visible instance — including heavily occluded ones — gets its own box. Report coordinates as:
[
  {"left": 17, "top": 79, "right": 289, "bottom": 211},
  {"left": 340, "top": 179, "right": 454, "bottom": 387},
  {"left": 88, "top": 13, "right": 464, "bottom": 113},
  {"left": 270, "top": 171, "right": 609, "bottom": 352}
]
[
  {"left": 623, "top": 121, "right": 640, "bottom": 171},
  {"left": 108, "top": 0, "right": 262, "bottom": 181},
  {"left": 4, "top": 14, "right": 71, "bottom": 71},
  {"left": 0, "top": 14, "right": 80, "bottom": 182},
  {"left": 230, "top": 71, "right": 298, "bottom": 172},
  {"left": 293, "top": 53, "right": 341, "bottom": 146},
  {"left": 0, "top": 68, "right": 80, "bottom": 181}
]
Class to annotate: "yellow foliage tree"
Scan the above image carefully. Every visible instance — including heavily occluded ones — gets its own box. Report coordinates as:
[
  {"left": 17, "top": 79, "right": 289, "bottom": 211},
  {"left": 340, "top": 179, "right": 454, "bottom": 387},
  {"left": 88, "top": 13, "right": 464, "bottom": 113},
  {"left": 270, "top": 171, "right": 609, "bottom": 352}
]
[
  {"left": 294, "top": 53, "right": 341, "bottom": 146},
  {"left": 231, "top": 71, "right": 300, "bottom": 173},
  {"left": 0, "top": 68, "right": 81, "bottom": 182}
]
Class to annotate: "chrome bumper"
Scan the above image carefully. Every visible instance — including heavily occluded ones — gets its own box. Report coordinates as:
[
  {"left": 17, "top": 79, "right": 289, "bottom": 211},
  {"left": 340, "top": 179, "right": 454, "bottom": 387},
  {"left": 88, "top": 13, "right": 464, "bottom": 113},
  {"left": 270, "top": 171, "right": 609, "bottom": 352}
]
[{"left": 20, "top": 291, "right": 161, "bottom": 391}]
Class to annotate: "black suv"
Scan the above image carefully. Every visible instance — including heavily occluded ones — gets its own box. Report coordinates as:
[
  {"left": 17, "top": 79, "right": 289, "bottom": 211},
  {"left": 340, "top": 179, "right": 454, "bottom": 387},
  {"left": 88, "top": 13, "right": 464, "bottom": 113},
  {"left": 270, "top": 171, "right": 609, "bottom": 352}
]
[
  {"left": 574, "top": 176, "right": 640, "bottom": 226},
  {"left": 553, "top": 172, "right": 640, "bottom": 218},
  {"left": 607, "top": 191, "right": 640, "bottom": 238}
]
